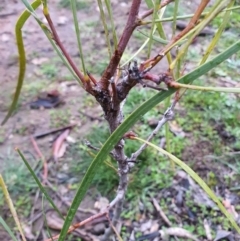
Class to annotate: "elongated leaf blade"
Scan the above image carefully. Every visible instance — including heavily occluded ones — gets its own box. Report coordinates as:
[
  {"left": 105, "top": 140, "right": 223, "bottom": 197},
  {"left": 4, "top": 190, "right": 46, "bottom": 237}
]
[
  {"left": 1, "top": 0, "right": 41, "bottom": 125},
  {"left": 17, "top": 149, "right": 64, "bottom": 220},
  {"left": 200, "top": 0, "right": 235, "bottom": 64},
  {"left": 133, "top": 136, "right": 240, "bottom": 233},
  {"left": 0, "top": 175, "right": 26, "bottom": 241},
  {"left": 58, "top": 39, "right": 240, "bottom": 241},
  {"left": 0, "top": 216, "right": 18, "bottom": 241},
  {"left": 70, "top": 0, "right": 87, "bottom": 75}
]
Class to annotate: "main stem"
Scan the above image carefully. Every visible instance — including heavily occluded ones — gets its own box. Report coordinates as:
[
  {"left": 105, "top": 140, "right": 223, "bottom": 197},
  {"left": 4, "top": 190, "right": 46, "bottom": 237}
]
[{"left": 101, "top": 104, "right": 128, "bottom": 240}]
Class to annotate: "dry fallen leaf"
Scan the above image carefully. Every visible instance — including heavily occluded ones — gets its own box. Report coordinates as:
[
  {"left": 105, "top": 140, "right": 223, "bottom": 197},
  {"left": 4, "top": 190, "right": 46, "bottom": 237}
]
[
  {"left": 169, "top": 120, "right": 185, "bottom": 137},
  {"left": 57, "top": 16, "right": 68, "bottom": 25},
  {"left": 31, "top": 57, "right": 48, "bottom": 65},
  {"left": 94, "top": 197, "right": 109, "bottom": 212},
  {"left": 214, "top": 230, "right": 233, "bottom": 241},
  {"left": 160, "top": 227, "right": 200, "bottom": 241},
  {"left": 22, "top": 224, "right": 36, "bottom": 240},
  {"left": 222, "top": 199, "right": 239, "bottom": 220},
  {"left": 53, "top": 128, "right": 70, "bottom": 161},
  {"left": 46, "top": 211, "right": 64, "bottom": 230}
]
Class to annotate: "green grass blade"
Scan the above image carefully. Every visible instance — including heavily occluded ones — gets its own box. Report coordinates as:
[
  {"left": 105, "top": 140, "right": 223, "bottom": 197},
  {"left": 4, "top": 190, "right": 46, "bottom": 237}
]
[
  {"left": 70, "top": 0, "right": 87, "bottom": 75},
  {"left": 104, "top": 0, "right": 118, "bottom": 50},
  {"left": 147, "top": 0, "right": 159, "bottom": 58},
  {"left": 97, "top": 0, "right": 112, "bottom": 59},
  {"left": 154, "top": 6, "right": 172, "bottom": 65},
  {"left": 200, "top": 0, "right": 235, "bottom": 65},
  {"left": 172, "top": 0, "right": 179, "bottom": 37},
  {"left": 132, "top": 137, "right": 240, "bottom": 233},
  {"left": 170, "top": 0, "right": 228, "bottom": 70},
  {"left": 2, "top": 0, "right": 83, "bottom": 125},
  {"left": 174, "top": 83, "right": 240, "bottom": 93},
  {"left": 0, "top": 175, "right": 26, "bottom": 241},
  {"left": 138, "top": 30, "right": 169, "bottom": 44},
  {"left": 1, "top": 0, "right": 41, "bottom": 125},
  {"left": 121, "top": 0, "right": 164, "bottom": 67},
  {"left": 42, "top": 194, "right": 54, "bottom": 240},
  {"left": 41, "top": 0, "right": 47, "bottom": 9},
  {"left": 21, "top": 0, "right": 39, "bottom": 18},
  {"left": 144, "top": 5, "right": 240, "bottom": 23},
  {"left": 0, "top": 216, "right": 18, "bottom": 241},
  {"left": 57, "top": 39, "right": 240, "bottom": 241},
  {"left": 16, "top": 149, "right": 65, "bottom": 220},
  {"left": 120, "top": 37, "right": 150, "bottom": 67},
  {"left": 24, "top": 0, "right": 82, "bottom": 84}
]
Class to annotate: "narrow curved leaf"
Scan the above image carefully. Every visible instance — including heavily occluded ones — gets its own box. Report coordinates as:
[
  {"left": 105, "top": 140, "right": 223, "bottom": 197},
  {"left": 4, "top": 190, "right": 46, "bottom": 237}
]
[
  {"left": 58, "top": 39, "right": 240, "bottom": 241},
  {"left": 146, "top": 5, "right": 240, "bottom": 23},
  {"left": 1, "top": 0, "right": 41, "bottom": 125},
  {"left": 174, "top": 82, "right": 240, "bottom": 93},
  {"left": 200, "top": 0, "right": 235, "bottom": 65},
  {"left": 105, "top": 0, "right": 118, "bottom": 50},
  {"left": 70, "top": 0, "right": 87, "bottom": 75},
  {"left": 132, "top": 136, "right": 240, "bottom": 233},
  {"left": 0, "top": 216, "right": 18, "bottom": 241},
  {"left": 0, "top": 175, "right": 27, "bottom": 241},
  {"left": 97, "top": 0, "right": 112, "bottom": 59},
  {"left": 17, "top": 149, "right": 64, "bottom": 220}
]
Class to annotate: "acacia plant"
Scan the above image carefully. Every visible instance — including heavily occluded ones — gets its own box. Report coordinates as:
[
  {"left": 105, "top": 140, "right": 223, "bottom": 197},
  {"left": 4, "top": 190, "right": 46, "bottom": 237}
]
[{"left": 2, "top": 0, "right": 240, "bottom": 240}]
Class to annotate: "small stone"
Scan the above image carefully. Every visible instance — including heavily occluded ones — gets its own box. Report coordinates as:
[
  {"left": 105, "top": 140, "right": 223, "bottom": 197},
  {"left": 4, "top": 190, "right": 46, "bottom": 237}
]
[
  {"left": 57, "top": 16, "right": 68, "bottom": 26},
  {"left": 92, "top": 223, "right": 105, "bottom": 235},
  {"left": 1, "top": 33, "right": 10, "bottom": 42}
]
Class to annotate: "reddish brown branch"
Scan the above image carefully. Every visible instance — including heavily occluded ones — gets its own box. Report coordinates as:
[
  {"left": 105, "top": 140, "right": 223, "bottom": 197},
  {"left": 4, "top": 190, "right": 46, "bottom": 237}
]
[
  {"left": 140, "top": 0, "right": 210, "bottom": 71},
  {"left": 139, "top": 0, "right": 174, "bottom": 20},
  {"left": 87, "top": 71, "right": 97, "bottom": 86},
  {"left": 43, "top": 11, "right": 91, "bottom": 91},
  {"left": 44, "top": 211, "right": 108, "bottom": 241},
  {"left": 98, "top": 0, "right": 141, "bottom": 91},
  {"left": 30, "top": 136, "right": 48, "bottom": 184}
]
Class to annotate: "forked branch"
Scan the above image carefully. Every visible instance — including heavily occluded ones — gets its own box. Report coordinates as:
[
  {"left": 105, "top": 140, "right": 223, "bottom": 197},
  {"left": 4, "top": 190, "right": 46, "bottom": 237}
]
[
  {"left": 42, "top": 4, "right": 91, "bottom": 91},
  {"left": 140, "top": 0, "right": 210, "bottom": 71},
  {"left": 99, "top": 0, "right": 141, "bottom": 91}
]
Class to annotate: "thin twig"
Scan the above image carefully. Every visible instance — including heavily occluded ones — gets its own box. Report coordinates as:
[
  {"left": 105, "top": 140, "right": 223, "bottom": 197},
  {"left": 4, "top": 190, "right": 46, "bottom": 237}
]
[
  {"left": 203, "top": 219, "right": 212, "bottom": 240},
  {"left": 30, "top": 136, "right": 48, "bottom": 184},
  {"left": 106, "top": 212, "right": 123, "bottom": 241},
  {"left": 45, "top": 179, "right": 97, "bottom": 216},
  {"left": 152, "top": 198, "right": 172, "bottom": 227},
  {"left": 84, "top": 140, "right": 117, "bottom": 159},
  {"left": 79, "top": 110, "right": 103, "bottom": 121},
  {"left": 44, "top": 211, "right": 108, "bottom": 241},
  {"left": 137, "top": 78, "right": 168, "bottom": 91},
  {"left": 129, "top": 102, "right": 175, "bottom": 163},
  {"left": 29, "top": 189, "right": 40, "bottom": 230},
  {"left": 139, "top": 0, "right": 174, "bottom": 20},
  {"left": 42, "top": 6, "right": 90, "bottom": 90},
  {"left": 140, "top": 0, "right": 210, "bottom": 71},
  {"left": 152, "top": 198, "right": 180, "bottom": 241},
  {"left": 87, "top": 71, "right": 98, "bottom": 86},
  {"left": 84, "top": 140, "right": 100, "bottom": 151},
  {"left": 34, "top": 124, "right": 76, "bottom": 139}
]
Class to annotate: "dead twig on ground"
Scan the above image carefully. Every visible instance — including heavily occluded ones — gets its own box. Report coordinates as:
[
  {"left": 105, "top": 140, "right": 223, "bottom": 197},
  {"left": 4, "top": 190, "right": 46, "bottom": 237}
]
[
  {"left": 33, "top": 124, "right": 76, "bottom": 139},
  {"left": 44, "top": 211, "right": 108, "bottom": 241},
  {"left": 30, "top": 136, "right": 48, "bottom": 184},
  {"left": 152, "top": 197, "right": 172, "bottom": 227}
]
